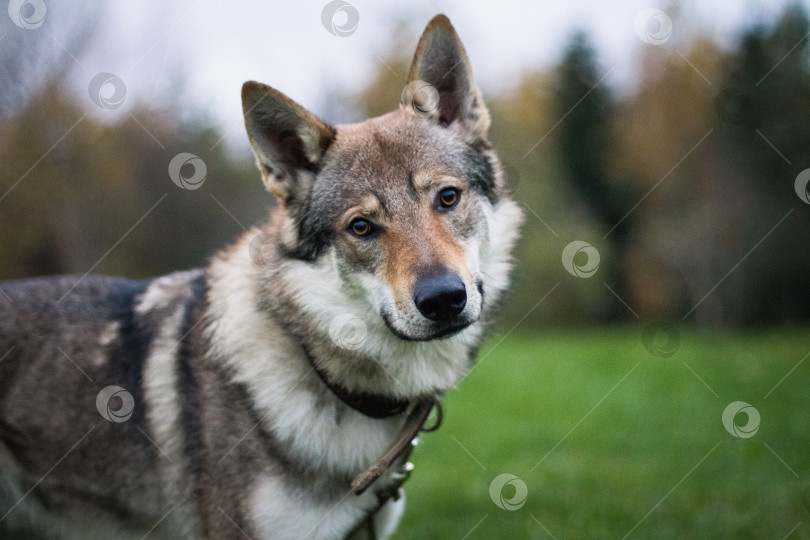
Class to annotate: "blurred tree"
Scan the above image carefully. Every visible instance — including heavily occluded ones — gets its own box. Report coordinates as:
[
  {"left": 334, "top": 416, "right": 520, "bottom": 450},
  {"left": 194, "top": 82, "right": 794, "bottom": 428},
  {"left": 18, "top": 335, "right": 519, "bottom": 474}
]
[
  {"left": 0, "top": 85, "right": 268, "bottom": 280},
  {"left": 613, "top": 38, "right": 722, "bottom": 324},
  {"left": 713, "top": 1, "right": 810, "bottom": 323},
  {"left": 0, "top": 0, "right": 269, "bottom": 281},
  {"left": 556, "top": 32, "right": 624, "bottom": 238},
  {"left": 553, "top": 31, "right": 627, "bottom": 320},
  {"left": 613, "top": 2, "right": 810, "bottom": 326}
]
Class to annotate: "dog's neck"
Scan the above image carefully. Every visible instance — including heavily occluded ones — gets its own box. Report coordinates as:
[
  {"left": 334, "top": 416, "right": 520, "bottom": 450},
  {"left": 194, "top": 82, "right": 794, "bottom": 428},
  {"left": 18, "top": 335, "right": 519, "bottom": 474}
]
[{"left": 302, "top": 344, "right": 411, "bottom": 419}]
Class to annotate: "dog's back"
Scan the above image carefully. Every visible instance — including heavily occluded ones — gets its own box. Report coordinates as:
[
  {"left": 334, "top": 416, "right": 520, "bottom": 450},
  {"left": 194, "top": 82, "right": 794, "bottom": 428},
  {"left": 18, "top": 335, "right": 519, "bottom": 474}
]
[{"left": 0, "top": 274, "right": 203, "bottom": 538}]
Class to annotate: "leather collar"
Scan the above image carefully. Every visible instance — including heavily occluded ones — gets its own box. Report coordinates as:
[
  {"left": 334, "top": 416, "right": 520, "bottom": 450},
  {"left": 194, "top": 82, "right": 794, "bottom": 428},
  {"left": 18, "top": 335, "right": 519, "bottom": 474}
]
[{"left": 304, "top": 346, "right": 410, "bottom": 419}]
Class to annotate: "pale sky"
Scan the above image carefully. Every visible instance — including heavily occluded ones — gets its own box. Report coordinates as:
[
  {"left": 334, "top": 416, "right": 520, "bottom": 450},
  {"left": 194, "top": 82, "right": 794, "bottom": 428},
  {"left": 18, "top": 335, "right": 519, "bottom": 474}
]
[{"left": 9, "top": 0, "right": 804, "bottom": 150}]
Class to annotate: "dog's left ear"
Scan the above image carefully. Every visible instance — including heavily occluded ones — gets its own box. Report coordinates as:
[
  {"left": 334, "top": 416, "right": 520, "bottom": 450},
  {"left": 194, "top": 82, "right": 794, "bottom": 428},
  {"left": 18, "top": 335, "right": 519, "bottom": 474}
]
[{"left": 406, "top": 14, "right": 490, "bottom": 142}]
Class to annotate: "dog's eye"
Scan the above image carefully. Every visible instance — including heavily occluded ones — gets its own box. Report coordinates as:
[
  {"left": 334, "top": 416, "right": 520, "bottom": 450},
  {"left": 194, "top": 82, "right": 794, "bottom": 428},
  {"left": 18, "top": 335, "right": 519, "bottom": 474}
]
[
  {"left": 349, "top": 218, "right": 374, "bottom": 238},
  {"left": 438, "top": 187, "right": 460, "bottom": 209}
]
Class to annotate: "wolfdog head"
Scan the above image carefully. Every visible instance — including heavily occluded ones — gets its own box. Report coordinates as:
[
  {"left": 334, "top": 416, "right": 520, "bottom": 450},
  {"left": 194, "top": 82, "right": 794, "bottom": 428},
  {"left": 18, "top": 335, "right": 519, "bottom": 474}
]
[{"left": 238, "top": 15, "right": 522, "bottom": 397}]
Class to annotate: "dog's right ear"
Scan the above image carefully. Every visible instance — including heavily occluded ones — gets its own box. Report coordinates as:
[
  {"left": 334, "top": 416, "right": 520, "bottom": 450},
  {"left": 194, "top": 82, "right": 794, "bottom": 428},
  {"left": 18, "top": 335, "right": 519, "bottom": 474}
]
[{"left": 242, "top": 81, "right": 336, "bottom": 202}]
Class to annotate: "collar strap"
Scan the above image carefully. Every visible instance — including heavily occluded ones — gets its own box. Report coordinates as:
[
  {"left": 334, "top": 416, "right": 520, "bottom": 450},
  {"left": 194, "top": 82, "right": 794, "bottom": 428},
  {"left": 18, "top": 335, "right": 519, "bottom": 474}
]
[
  {"left": 305, "top": 346, "right": 410, "bottom": 419},
  {"left": 352, "top": 399, "right": 438, "bottom": 495}
]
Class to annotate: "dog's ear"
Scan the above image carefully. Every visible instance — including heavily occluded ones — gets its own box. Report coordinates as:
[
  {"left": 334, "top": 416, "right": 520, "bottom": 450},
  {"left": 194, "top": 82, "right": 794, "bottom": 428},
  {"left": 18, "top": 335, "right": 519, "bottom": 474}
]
[
  {"left": 405, "top": 14, "right": 490, "bottom": 142},
  {"left": 242, "top": 82, "right": 336, "bottom": 202}
]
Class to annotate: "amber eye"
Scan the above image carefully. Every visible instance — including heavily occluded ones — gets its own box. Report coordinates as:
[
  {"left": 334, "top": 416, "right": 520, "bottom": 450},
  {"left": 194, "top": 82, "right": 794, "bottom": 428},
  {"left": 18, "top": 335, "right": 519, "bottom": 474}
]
[
  {"left": 349, "top": 218, "right": 374, "bottom": 238},
  {"left": 438, "top": 187, "right": 460, "bottom": 209}
]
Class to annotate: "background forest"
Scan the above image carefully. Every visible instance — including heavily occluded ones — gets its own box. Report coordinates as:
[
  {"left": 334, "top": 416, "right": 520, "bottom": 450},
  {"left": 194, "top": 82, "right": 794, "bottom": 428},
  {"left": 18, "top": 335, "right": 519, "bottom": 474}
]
[{"left": 2, "top": 2, "right": 809, "bottom": 329}]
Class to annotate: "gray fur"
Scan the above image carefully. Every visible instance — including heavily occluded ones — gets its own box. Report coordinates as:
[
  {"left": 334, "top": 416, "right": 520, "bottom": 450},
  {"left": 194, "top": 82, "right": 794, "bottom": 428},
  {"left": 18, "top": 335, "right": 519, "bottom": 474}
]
[{"left": 0, "top": 14, "right": 522, "bottom": 539}]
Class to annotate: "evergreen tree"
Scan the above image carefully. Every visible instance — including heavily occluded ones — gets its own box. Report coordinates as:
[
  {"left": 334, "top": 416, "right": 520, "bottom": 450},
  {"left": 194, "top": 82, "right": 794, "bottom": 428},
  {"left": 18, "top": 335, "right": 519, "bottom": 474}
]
[
  {"left": 555, "top": 31, "right": 630, "bottom": 318},
  {"left": 715, "top": 2, "right": 810, "bottom": 323}
]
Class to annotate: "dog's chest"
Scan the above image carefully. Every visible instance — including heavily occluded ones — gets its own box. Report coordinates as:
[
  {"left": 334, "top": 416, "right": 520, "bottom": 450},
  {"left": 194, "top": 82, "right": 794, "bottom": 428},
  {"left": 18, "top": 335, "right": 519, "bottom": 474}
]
[
  {"left": 228, "top": 408, "right": 408, "bottom": 539},
  {"left": 247, "top": 473, "right": 389, "bottom": 538}
]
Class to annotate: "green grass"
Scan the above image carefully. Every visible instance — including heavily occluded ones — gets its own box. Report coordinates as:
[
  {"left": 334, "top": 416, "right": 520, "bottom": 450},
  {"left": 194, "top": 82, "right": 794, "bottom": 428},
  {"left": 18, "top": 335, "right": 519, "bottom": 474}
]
[{"left": 394, "top": 326, "right": 810, "bottom": 539}]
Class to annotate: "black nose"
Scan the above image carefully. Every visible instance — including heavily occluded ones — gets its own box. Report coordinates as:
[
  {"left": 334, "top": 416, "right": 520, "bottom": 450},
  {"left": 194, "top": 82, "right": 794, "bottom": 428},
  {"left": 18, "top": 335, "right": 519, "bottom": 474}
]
[{"left": 414, "top": 273, "right": 467, "bottom": 321}]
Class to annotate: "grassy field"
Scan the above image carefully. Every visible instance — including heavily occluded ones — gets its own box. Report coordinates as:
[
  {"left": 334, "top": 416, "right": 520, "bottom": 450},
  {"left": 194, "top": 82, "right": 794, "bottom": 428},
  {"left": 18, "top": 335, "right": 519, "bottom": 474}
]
[{"left": 394, "top": 326, "right": 810, "bottom": 539}]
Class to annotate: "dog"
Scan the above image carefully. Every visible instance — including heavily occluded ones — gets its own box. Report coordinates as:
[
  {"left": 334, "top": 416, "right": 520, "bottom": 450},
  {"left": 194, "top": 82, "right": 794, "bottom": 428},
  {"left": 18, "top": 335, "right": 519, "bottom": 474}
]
[{"left": 0, "top": 14, "right": 522, "bottom": 539}]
